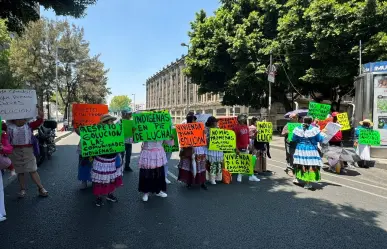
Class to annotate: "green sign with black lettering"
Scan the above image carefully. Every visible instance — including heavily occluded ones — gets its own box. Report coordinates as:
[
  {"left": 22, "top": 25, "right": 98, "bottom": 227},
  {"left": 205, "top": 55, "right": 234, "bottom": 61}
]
[{"left": 80, "top": 123, "right": 125, "bottom": 157}]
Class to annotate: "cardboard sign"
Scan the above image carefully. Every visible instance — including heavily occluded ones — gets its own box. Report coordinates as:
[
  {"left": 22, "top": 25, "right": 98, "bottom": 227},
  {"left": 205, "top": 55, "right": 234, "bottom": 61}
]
[
  {"left": 0, "top": 89, "right": 37, "bottom": 120},
  {"left": 287, "top": 123, "right": 302, "bottom": 141},
  {"left": 224, "top": 153, "right": 253, "bottom": 174},
  {"left": 175, "top": 123, "right": 206, "bottom": 148},
  {"left": 308, "top": 102, "right": 331, "bottom": 120},
  {"left": 133, "top": 111, "right": 172, "bottom": 142},
  {"left": 337, "top": 113, "right": 351, "bottom": 130},
  {"left": 218, "top": 117, "right": 238, "bottom": 130},
  {"left": 163, "top": 128, "right": 179, "bottom": 152},
  {"left": 359, "top": 129, "right": 381, "bottom": 146},
  {"left": 322, "top": 122, "right": 342, "bottom": 144},
  {"left": 80, "top": 123, "right": 125, "bottom": 157},
  {"left": 72, "top": 104, "right": 109, "bottom": 128},
  {"left": 257, "top": 122, "right": 273, "bottom": 142},
  {"left": 209, "top": 128, "right": 236, "bottom": 151},
  {"left": 122, "top": 120, "right": 134, "bottom": 138}
]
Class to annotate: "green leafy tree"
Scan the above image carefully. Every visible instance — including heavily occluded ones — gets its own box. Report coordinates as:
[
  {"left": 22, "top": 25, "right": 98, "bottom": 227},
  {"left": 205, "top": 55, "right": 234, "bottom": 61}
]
[
  {"left": 109, "top": 95, "right": 132, "bottom": 112},
  {"left": 0, "top": 0, "right": 97, "bottom": 33}
]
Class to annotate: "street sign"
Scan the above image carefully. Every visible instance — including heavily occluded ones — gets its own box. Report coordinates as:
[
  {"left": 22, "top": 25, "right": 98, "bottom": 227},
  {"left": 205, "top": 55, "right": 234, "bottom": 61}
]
[{"left": 266, "top": 65, "right": 277, "bottom": 74}]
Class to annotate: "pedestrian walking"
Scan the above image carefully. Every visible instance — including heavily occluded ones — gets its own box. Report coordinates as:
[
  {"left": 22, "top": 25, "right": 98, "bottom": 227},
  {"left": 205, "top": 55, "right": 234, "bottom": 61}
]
[
  {"left": 355, "top": 119, "right": 373, "bottom": 168},
  {"left": 91, "top": 114, "right": 123, "bottom": 207},
  {"left": 292, "top": 116, "right": 325, "bottom": 189},
  {"left": 233, "top": 114, "right": 260, "bottom": 182},
  {"left": 205, "top": 116, "right": 223, "bottom": 185},
  {"left": 121, "top": 108, "right": 133, "bottom": 172},
  {"left": 6, "top": 108, "right": 48, "bottom": 198},
  {"left": 138, "top": 135, "right": 174, "bottom": 202},
  {"left": 0, "top": 123, "right": 14, "bottom": 222},
  {"left": 75, "top": 127, "right": 92, "bottom": 189}
]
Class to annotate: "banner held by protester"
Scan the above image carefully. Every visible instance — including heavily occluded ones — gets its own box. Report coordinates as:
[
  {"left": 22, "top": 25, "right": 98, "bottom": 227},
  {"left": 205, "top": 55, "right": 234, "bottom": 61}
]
[
  {"left": 133, "top": 111, "right": 172, "bottom": 142},
  {"left": 175, "top": 123, "right": 206, "bottom": 148}
]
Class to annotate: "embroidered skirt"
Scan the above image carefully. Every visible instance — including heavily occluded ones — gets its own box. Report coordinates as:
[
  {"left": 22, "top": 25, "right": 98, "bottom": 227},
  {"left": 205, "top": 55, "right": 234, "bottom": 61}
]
[
  {"left": 91, "top": 156, "right": 123, "bottom": 196},
  {"left": 293, "top": 144, "right": 323, "bottom": 167},
  {"left": 178, "top": 154, "right": 207, "bottom": 185}
]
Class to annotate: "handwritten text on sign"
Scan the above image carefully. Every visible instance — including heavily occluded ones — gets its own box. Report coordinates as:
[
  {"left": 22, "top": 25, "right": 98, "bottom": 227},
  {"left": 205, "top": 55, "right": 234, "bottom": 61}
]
[
  {"left": 359, "top": 129, "right": 381, "bottom": 146},
  {"left": 133, "top": 112, "right": 172, "bottom": 142},
  {"left": 287, "top": 123, "right": 302, "bottom": 141},
  {"left": 337, "top": 113, "right": 351, "bottom": 130},
  {"left": 218, "top": 117, "right": 238, "bottom": 130},
  {"left": 72, "top": 104, "right": 108, "bottom": 128},
  {"left": 224, "top": 153, "right": 253, "bottom": 174},
  {"left": 308, "top": 102, "right": 331, "bottom": 120},
  {"left": 0, "top": 89, "right": 37, "bottom": 120},
  {"left": 80, "top": 123, "right": 125, "bottom": 157},
  {"left": 257, "top": 122, "right": 273, "bottom": 142},
  {"left": 175, "top": 123, "right": 206, "bottom": 148},
  {"left": 209, "top": 128, "right": 236, "bottom": 151},
  {"left": 163, "top": 129, "right": 180, "bottom": 152}
]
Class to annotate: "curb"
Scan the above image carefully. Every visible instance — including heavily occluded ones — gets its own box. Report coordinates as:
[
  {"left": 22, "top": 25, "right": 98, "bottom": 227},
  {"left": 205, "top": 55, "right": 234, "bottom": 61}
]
[
  {"left": 270, "top": 142, "right": 387, "bottom": 171},
  {"left": 2, "top": 132, "right": 73, "bottom": 188}
]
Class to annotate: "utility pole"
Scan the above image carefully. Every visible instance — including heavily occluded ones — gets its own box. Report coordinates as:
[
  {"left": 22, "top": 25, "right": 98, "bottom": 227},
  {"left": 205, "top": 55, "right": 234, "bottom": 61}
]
[
  {"left": 359, "top": 40, "right": 362, "bottom": 75},
  {"left": 181, "top": 42, "right": 190, "bottom": 114},
  {"left": 268, "top": 51, "right": 273, "bottom": 121},
  {"left": 55, "top": 47, "right": 59, "bottom": 122}
]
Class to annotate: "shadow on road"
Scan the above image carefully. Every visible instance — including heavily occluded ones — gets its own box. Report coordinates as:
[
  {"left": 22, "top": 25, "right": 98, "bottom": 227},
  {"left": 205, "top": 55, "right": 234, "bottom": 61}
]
[{"left": 0, "top": 144, "right": 386, "bottom": 249}]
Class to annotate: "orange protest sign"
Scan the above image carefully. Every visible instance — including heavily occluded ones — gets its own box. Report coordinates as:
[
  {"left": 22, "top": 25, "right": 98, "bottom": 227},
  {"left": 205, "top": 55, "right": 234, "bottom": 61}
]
[
  {"left": 72, "top": 104, "right": 109, "bottom": 128},
  {"left": 318, "top": 118, "right": 333, "bottom": 130},
  {"left": 175, "top": 123, "right": 207, "bottom": 148},
  {"left": 218, "top": 117, "right": 238, "bottom": 130}
]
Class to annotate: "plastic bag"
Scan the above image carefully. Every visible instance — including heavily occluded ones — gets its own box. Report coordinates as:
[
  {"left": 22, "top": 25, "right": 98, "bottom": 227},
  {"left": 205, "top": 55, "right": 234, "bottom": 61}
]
[{"left": 222, "top": 168, "right": 232, "bottom": 184}]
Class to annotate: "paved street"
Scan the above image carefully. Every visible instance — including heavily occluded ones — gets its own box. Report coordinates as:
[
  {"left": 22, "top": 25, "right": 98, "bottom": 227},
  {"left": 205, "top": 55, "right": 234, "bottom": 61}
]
[{"left": 1, "top": 133, "right": 387, "bottom": 249}]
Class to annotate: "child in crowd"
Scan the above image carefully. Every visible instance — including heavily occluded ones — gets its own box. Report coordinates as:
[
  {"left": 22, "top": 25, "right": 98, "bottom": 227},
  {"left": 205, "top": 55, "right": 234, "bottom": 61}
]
[
  {"left": 233, "top": 114, "right": 260, "bottom": 182},
  {"left": 6, "top": 108, "right": 48, "bottom": 198}
]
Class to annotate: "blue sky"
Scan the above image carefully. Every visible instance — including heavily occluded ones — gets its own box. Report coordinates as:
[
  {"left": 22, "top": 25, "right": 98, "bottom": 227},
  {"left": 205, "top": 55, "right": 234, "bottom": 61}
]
[{"left": 42, "top": 0, "right": 220, "bottom": 105}]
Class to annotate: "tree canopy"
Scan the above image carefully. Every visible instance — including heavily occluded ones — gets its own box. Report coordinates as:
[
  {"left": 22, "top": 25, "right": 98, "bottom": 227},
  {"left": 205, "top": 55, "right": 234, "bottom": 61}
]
[
  {"left": 0, "top": 0, "right": 97, "bottom": 33},
  {"left": 109, "top": 95, "right": 132, "bottom": 112},
  {"left": 185, "top": 0, "right": 387, "bottom": 111},
  {"left": 9, "top": 18, "right": 110, "bottom": 118}
]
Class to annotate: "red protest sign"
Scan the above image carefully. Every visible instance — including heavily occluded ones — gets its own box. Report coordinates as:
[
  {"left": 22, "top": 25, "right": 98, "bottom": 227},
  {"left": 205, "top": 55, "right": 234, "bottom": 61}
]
[
  {"left": 218, "top": 117, "right": 238, "bottom": 130},
  {"left": 175, "top": 123, "right": 207, "bottom": 148},
  {"left": 72, "top": 103, "right": 109, "bottom": 128},
  {"left": 318, "top": 117, "right": 333, "bottom": 130}
]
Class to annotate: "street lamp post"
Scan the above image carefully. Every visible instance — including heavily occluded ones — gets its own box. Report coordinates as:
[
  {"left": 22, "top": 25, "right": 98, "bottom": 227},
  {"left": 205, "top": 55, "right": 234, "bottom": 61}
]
[
  {"left": 181, "top": 42, "right": 190, "bottom": 114},
  {"left": 55, "top": 47, "right": 59, "bottom": 122},
  {"left": 132, "top": 93, "right": 136, "bottom": 112}
]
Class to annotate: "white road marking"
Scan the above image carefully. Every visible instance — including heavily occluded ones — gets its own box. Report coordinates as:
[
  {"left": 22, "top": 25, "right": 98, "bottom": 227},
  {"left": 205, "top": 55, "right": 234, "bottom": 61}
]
[
  {"left": 167, "top": 171, "right": 178, "bottom": 180},
  {"left": 269, "top": 159, "right": 387, "bottom": 191},
  {"left": 268, "top": 163, "right": 387, "bottom": 200}
]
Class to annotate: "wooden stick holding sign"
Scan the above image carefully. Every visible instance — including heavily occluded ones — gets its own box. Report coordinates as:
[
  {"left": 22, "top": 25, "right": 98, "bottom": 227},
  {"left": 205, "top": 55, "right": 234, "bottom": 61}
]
[
  {"left": 256, "top": 122, "right": 273, "bottom": 142},
  {"left": 80, "top": 123, "right": 125, "bottom": 157}
]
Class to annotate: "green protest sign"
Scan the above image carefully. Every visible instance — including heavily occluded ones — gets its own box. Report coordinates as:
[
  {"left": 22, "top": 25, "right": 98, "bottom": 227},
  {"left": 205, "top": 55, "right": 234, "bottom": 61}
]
[
  {"left": 80, "top": 123, "right": 125, "bottom": 157},
  {"left": 257, "top": 122, "right": 273, "bottom": 142},
  {"left": 224, "top": 153, "right": 254, "bottom": 174},
  {"left": 163, "top": 128, "right": 179, "bottom": 152},
  {"left": 209, "top": 128, "right": 236, "bottom": 151},
  {"left": 308, "top": 102, "right": 331, "bottom": 120},
  {"left": 122, "top": 120, "right": 134, "bottom": 138},
  {"left": 133, "top": 111, "right": 172, "bottom": 142},
  {"left": 287, "top": 123, "right": 302, "bottom": 141},
  {"left": 359, "top": 129, "right": 381, "bottom": 146}
]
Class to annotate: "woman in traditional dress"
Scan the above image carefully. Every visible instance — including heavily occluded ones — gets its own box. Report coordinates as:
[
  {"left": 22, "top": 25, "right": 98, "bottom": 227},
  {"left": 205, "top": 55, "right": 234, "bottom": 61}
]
[
  {"left": 91, "top": 114, "right": 123, "bottom": 207},
  {"left": 292, "top": 116, "right": 325, "bottom": 189},
  {"left": 138, "top": 129, "right": 174, "bottom": 202},
  {"left": 205, "top": 116, "right": 223, "bottom": 185},
  {"left": 178, "top": 115, "right": 208, "bottom": 189},
  {"left": 6, "top": 108, "right": 48, "bottom": 198},
  {"left": 355, "top": 119, "right": 373, "bottom": 168}
]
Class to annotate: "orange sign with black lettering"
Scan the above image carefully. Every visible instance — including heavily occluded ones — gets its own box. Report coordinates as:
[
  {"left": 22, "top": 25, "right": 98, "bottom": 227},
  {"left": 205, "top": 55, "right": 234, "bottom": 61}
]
[
  {"left": 175, "top": 123, "right": 207, "bottom": 148},
  {"left": 72, "top": 104, "right": 109, "bottom": 128},
  {"left": 218, "top": 117, "right": 238, "bottom": 130}
]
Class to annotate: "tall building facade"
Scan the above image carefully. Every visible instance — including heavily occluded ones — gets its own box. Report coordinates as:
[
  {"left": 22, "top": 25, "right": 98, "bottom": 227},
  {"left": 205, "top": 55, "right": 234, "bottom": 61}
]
[{"left": 145, "top": 55, "right": 288, "bottom": 126}]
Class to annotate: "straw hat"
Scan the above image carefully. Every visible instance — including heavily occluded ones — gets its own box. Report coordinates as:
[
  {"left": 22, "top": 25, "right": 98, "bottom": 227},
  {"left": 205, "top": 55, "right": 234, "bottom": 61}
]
[
  {"left": 359, "top": 119, "right": 373, "bottom": 126},
  {"left": 100, "top": 114, "right": 117, "bottom": 124}
]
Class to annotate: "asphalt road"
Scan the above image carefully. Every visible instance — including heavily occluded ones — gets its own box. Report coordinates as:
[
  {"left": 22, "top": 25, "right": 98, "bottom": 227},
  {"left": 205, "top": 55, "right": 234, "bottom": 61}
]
[{"left": 1, "top": 133, "right": 387, "bottom": 249}]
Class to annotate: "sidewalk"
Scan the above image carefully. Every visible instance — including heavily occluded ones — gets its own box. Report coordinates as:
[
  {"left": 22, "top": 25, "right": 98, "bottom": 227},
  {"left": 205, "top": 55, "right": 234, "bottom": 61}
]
[
  {"left": 270, "top": 135, "right": 387, "bottom": 170},
  {"left": 2, "top": 131, "right": 73, "bottom": 188}
]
